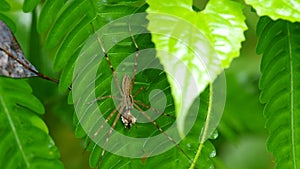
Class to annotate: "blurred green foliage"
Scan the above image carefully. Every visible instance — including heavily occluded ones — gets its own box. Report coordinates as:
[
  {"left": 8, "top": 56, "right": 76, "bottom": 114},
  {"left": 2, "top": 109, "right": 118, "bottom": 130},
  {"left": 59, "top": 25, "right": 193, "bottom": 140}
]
[{"left": 213, "top": 6, "right": 272, "bottom": 169}]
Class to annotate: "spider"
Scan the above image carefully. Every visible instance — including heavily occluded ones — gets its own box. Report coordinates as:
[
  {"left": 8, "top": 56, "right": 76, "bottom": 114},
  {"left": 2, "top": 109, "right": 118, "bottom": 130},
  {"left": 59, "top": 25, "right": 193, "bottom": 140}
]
[{"left": 85, "top": 21, "right": 192, "bottom": 168}]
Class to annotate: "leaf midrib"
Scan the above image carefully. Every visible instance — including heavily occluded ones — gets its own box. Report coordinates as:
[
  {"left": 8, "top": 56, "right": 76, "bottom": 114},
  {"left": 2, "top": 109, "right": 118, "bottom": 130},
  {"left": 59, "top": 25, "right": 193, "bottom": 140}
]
[
  {"left": 0, "top": 97, "right": 29, "bottom": 168},
  {"left": 287, "top": 22, "right": 297, "bottom": 169}
]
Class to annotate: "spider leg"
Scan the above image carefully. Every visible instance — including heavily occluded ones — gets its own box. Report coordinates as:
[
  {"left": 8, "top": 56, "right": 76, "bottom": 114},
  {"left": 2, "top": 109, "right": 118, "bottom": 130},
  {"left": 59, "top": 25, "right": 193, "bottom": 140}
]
[
  {"left": 93, "top": 103, "right": 121, "bottom": 137},
  {"left": 132, "top": 86, "right": 175, "bottom": 118},
  {"left": 83, "top": 103, "right": 121, "bottom": 155},
  {"left": 132, "top": 86, "right": 145, "bottom": 98},
  {"left": 128, "top": 22, "right": 139, "bottom": 87},
  {"left": 91, "top": 23, "right": 123, "bottom": 95},
  {"left": 87, "top": 95, "right": 122, "bottom": 105},
  {"left": 98, "top": 107, "right": 123, "bottom": 168},
  {"left": 96, "top": 95, "right": 121, "bottom": 101},
  {"left": 134, "top": 100, "right": 176, "bottom": 118},
  {"left": 133, "top": 103, "right": 192, "bottom": 162}
]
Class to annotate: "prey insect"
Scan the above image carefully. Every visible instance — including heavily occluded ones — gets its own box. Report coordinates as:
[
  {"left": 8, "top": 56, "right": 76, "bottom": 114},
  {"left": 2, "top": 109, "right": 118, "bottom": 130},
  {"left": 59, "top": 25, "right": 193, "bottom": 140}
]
[{"left": 89, "top": 22, "right": 192, "bottom": 168}]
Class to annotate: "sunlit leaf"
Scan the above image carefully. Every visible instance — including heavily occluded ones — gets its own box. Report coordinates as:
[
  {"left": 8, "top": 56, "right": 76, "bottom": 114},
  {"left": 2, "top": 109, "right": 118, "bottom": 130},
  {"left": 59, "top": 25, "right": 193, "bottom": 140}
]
[
  {"left": 146, "top": 0, "right": 246, "bottom": 136},
  {"left": 245, "top": 0, "right": 300, "bottom": 22}
]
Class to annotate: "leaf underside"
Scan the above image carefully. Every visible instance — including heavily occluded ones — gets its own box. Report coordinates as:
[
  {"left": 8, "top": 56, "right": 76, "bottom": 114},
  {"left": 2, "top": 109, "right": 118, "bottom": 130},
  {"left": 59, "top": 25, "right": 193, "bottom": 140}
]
[
  {"left": 146, "top": 0, "right": 246, "bottom": 136},
  {"left": 257, "top": 16, "right": 300, "bottom": 169}
]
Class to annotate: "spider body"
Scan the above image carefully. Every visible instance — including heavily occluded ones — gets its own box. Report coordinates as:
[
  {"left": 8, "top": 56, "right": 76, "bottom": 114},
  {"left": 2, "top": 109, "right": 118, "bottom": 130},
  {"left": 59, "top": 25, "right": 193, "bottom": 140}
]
[{"left": 120, "top": 74, "right": 136, "bottom": 129}]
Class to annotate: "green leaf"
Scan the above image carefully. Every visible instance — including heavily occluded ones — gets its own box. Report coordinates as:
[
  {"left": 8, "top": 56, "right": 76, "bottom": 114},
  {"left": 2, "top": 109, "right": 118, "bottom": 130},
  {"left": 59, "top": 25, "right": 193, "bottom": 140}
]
[
  {"left": 245, "top": 0, "right": 300, "bottom": 22},
  {"left": 39, "top": 0, "right": 145, "bottom": 92},
  {"left": 257, "top": 16, "right": 300, "bottom": 169},
  {"left": 72, "top": 16, "right": 217, "bottom": 168},
  {"left": 44, "top": 0, "right": 94, "bottom": 50},
  {"left": 73, "top": 70, "right": 215, "bottom": 169},
  {"left": 39, "top": 0, "right": 218, "bottom": 168},
  {"left": 0, "top": 0, "right": 10, "bottom": 11},
  {"left": 146, "top": 0, "right": 246, "bottom": 136},
  {"left": 23, "top": 0, "right": 40, "bottom": 12},
  {"left": 0, "top": 78, "right": 64, "bottom": 169},
  {"left": 37, "top": 0, "right": 66, "bottom": 33},
  {"left": 0, "top": 14, "right": 16, "bottom": 32}
]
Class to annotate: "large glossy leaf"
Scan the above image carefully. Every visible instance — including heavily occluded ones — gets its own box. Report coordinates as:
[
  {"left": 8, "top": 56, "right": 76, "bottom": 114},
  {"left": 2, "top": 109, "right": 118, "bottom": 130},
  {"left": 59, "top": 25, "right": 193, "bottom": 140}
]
[
  {"left": 257, "top": 16, "right": 300, "bottom": 169},
  {"left": 146, "top": 0, "right": 245, "bottom": 140},
  {"left": 245, "top": 0, "right": 300, "bottom": 22},
  {"left": 0, "top": 78, "right": 64, "bottom": 169}
]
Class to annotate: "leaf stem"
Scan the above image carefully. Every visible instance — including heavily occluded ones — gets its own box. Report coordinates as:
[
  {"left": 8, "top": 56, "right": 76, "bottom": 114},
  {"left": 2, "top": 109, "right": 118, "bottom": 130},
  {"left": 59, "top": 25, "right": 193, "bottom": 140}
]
[{"left": 189, "top": 83, "right": 213, "bottom": 169}]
